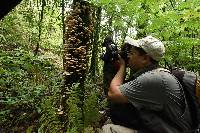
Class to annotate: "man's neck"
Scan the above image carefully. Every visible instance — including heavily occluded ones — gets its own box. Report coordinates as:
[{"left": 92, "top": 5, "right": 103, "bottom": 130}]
[
  {"left": 136, "top": 63, "right": 158, "bottom": 75},
  {"left": 137, "top": 62, "right": 154, "bottom": 72}
]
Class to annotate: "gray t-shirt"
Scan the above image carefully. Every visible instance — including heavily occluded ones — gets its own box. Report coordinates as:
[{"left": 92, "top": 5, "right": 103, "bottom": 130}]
[{"left": 119, "top": 69, "right": 192, "bottom": 132}]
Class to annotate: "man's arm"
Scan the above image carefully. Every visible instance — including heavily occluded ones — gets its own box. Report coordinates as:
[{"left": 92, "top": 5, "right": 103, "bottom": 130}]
[{"left": 108, "top": 57, "right": 128, "bottom": 103}]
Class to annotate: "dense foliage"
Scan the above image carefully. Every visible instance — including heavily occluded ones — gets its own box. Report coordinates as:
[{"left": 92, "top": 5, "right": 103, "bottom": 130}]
[
  {"left": 0, "top": 48, "right": 62, "bottom": 132},
  {"left": 0, "top": 0, "right": 199, "bottom": 132}
]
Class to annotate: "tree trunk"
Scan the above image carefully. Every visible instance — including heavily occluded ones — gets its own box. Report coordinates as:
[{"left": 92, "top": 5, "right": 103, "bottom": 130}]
[
  {"left": 102, "top": 11, "right": 116, "bottom": 96},
  {"left": 191, "top": 45, "right": 194, "bottom": 71},
  {"left": 34, "top": 0, "right": 46, "bottom": 55},
  {"left": 136, "top": 1, "right": 150, "bottom": 39},
  {"left": 89, "top": 7, "right": 102, "bottom": 79},
  {"left": 108, "top": 14, "right": 113, "bottom": 37},
  {"left": 61, "top": 0, "right": 65, "bottom": 46},
  {"left": 62, "top": 0, "right": 94, "bottom": 130}
]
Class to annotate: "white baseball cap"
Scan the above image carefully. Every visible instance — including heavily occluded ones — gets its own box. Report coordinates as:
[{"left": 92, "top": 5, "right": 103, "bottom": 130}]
[{"left": 125, "top": 35, "right": 165, "bottom": 61}]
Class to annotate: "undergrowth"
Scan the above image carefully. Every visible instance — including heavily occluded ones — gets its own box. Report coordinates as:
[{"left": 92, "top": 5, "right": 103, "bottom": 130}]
[{"left": 0, "top": 48, "right": 106, "bottom": 132}]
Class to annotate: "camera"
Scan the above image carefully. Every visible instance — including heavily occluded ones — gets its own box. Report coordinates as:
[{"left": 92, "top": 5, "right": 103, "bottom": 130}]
[{"left": 101, "top": 36, "right": 130, "bottom": 62}]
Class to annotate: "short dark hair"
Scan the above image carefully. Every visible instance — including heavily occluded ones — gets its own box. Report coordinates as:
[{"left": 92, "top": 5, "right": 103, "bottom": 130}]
[{"left": 133, "top": 46, "right": 158, "bottom": 64}]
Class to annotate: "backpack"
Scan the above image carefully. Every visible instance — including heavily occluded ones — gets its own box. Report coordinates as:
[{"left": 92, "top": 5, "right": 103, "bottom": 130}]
[{"left": 170, "top": 68, "right": 200, "bottom": 132}]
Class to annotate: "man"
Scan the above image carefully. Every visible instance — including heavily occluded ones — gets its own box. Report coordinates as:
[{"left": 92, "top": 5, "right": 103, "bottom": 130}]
[{"left": 102, "top": 36, "right": 193, "bottom": 133}]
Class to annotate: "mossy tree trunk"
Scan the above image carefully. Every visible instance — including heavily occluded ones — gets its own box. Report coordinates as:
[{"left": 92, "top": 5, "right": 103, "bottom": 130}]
[{"left": 89, "top": 7, "right": 102, "bottom": 79}]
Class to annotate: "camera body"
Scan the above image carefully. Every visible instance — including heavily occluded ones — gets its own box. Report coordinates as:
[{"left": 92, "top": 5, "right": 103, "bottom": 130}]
[{"left": 101, "top": 36, "right": 129, "bottom": 62}]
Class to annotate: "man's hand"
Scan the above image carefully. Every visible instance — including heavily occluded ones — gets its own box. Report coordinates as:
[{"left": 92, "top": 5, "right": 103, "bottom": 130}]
[
  {"left": 118, "top": 55, "right": 126, "bottom": 67},
  {"left": 108, "top": 55, "right": 128, "bottom": 103}
]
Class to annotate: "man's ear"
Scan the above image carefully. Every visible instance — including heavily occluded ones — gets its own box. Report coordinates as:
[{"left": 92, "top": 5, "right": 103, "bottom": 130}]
[{"left": 142, "top": 55, "right": 151, "bottom": 64}]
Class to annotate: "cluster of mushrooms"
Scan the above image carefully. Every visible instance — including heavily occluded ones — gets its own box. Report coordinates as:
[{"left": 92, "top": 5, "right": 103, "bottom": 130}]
[{"left": 63, "top": 1, "right": 94, "bottom": 85}]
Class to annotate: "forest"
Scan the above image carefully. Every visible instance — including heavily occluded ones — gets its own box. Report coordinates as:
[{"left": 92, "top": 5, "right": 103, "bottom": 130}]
[{"left": 0, "top": 0, "right": 200, "bottom": 132}]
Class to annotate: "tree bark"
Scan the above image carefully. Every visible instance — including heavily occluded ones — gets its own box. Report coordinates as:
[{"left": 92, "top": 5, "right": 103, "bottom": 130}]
[
  {"left": 34, "top": 0, "right": 46, "bottom": 55},
  {"left": 62, "top": 0, "right": 94, "bottom": 131},
  {"left": 62, "top": 0, "right": 65, "bottom": 46},
  {"left": 89, "top": 7, "right": 102, "bottom": 79}
]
